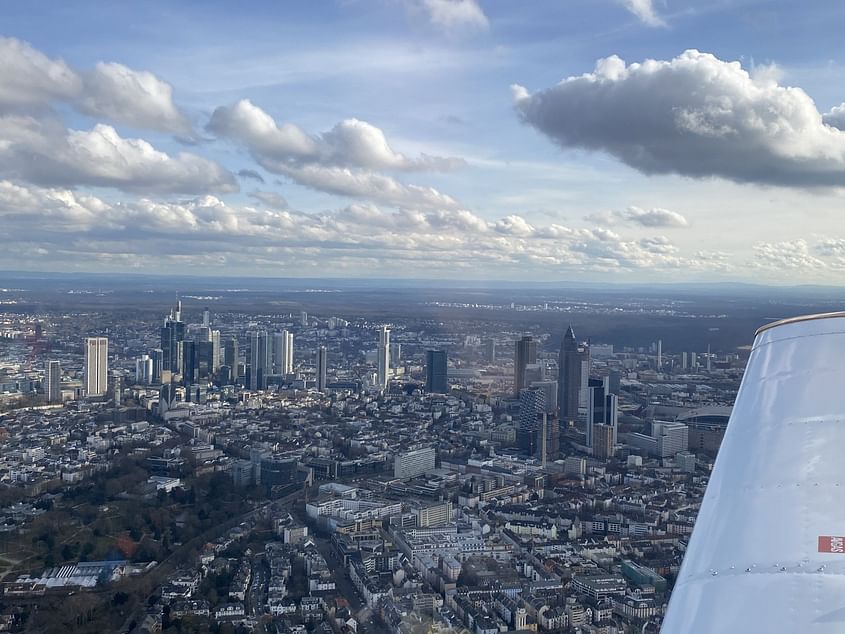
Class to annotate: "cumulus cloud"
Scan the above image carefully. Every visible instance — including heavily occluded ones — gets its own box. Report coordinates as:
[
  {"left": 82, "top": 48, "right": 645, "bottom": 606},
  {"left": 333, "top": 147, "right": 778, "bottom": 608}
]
[
  {"left": 0, "top": 179, "right": 718, "bottom": 275},
  {"left": 0, "top": 117, "right": 237, "bottom": 194},
  {"left": 822, "top": 103, "right": 845, "bottom": 131},
  {"left": 419, "top": 0, "right": 489, "bottom": 32},
  {"left": 753, "top": 239, "right": 825, "bottom": 270},
  {"left": 209, "top": 99, "right": 463, "bottom": 207},
  {"left": 514, "top": 50, "right": 845, "bottom": 188},
  {"left": 77, "top": 62, "right": 192, "bottom": 134},
  {"left": 0, "top": 37, "right": 192, "bottom": 135},
  {"left": 620, "top": 0, "right": 665, "bottom": 27},
  {"left": 0, "top": 37, "right": 81, "bottom": 108},
  {"left": 588, "top": 206, "right": 689, "bottom": 227},
  {"left": 209, "top": 100, "right": 463, "bottom": 172},
  {"left": 0, "top": 37, "right": 233, "bottom": 194}
]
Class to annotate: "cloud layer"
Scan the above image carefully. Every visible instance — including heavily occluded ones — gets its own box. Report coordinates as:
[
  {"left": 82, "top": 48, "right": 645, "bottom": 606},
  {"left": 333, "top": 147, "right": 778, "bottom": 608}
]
[
  {"left": 0, "top": 179, "right": 712, "bottom": 276},
  {"left": 514, "top": 50, "right": 845, "bottom": 188},
  {"left": 208, "top": 99, "right": 462, "bottom": 207}
]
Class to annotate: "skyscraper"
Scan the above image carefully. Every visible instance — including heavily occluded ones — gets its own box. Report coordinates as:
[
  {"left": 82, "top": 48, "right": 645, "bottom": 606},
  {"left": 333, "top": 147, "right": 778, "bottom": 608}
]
[
  {"left": 587, "top": 378, "right": 618, "bottom": 450},
  {"left": 179, "top": 340, "right": 197, "bottom": 386},
  {"left": 514, "top": 335, "right": 537, "bottom": 396},
  {"left": 273, "top": 330, "right": 294, "bottom": 375},
  {"left": 316, "top": 346, "right": 328, "bottom": 392},
  {"left": 160, "top": 301, "right": 185, "bottom": 374},
  {"left": 250, "top": 330, "right": 270, "bottom": 390},
  {"left": 202, "top": 307, "right": 211, "bottom": 327},
  {"left": 425, "top": 350, "right": 448, "bottom": 394},
  {"left": 84, "top": 337, "right": 108, "bottom": 397},
  {"left": 517, "top": 387, "right": 548, "bottom": 455},
  {"left": 390, "top": 343, "right": 402, "bottom": 368},
  {"left": 224, "top": 337, "right": 239, "bottom": 381},
  {"left": 44, "top": 360, "right": 61, "bottom": 403},
  {"left": 135, "top": 354, "right": 153, "bottom": 385},
  {"left": 558, "top": 325, "right": 584, "bottom": 422},
  {"left": 377, "top": 327, "right": 390, "bottom": 389},
  {"left": 150, "top": 348, "right": 163, "bottom": 383},
  {"left": 485, "top": 339, "right": 496, "bottom": 363}
]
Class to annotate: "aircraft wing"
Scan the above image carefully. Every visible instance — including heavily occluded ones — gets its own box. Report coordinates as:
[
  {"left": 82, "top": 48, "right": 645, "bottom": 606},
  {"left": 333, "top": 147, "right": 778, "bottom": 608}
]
[{"left": 662, "top": 312, "right": 845, "bottom": 633}]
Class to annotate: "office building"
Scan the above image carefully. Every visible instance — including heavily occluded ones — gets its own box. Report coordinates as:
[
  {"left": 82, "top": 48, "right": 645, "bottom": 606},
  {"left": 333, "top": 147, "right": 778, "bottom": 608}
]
[
  {"left": 485, "top": 339, "right": 496, "bottom": 363},
  {"left": 135, "top": 354, "right": 153, "bottom": 385},
  {"left": 300, "top": 311, "right": 308, "bottom": 327},
  {"left": 224, "top": 337, "right": 239, "bottom": 381},
  {"left": 160, "top": 300, "right": 185, "bottom": 374},
  {"left": 416, "top": 502, "right": 453, "bottom": 528},
  {"left": 517, "top": 387, "right": 546, "bottom": 455},
  {"left": 390, "top": 343, "right": 402, "bottom": 368},
  {"left": 44, "top": 360, "right": 61, "bottom": 403},
  {"left": 587, "top": 378, "right": 618, "bottom": 450},
  {"left": 514, "top": 335, "right": 537, "bottom": 396},
  {"left": 150, "top": 348, "right": 163, "bottom": 383},
  {"left": 558, "top": 325, "right": 585, "bottom": 422},
  {"left": 425, "top": 350, "right": 448, "bottom": 394},
  {"left": 629, "top": 422, "right": 689, "bottom": 458},
  {"left": 655, "top": 422, "right": 689, "bottom": 457},
  {"left": 316, "top": 346, "right": 328, "bottom": 392},
  {"left": 593, "top": 424, "right": 615, "bottom": 459},
  {"left": 273, "top": 330, "right": 294, "bottom": 375},
  {"left": 250, "top": 330, "right": 271, "bottom": 390},
  {"left": 394, "top": 446, "right": 436, "bottom": 479},
  {"left": 530, "top": 379, "right": 558, "bottom": 414},
  {"left": 179, "top": 340, "right": 197, "bottom": 385},
  {"left": 84, "top": 337, "right": 108, "bottom": 397},
  {"left": 202, "top": 307, "right": 211, "bottom": 327},
  {"left": 211, "top": 329, "right": 221, "bottom": 373},
  {"left": 377, "top": 327, "right": 390, "bottom": 389}
]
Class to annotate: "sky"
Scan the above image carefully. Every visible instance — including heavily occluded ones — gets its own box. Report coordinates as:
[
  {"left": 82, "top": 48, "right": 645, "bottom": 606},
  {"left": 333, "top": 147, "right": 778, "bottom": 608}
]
[{"left": 3, "top": 0, "right": 845, "bottom": 283}]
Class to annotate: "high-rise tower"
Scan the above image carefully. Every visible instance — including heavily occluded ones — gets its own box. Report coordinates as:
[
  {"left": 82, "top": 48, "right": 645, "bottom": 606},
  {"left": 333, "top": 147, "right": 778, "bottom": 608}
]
[
  {"left": 84, "top": 337, "right": 108, "bottom": 397},
  {"left": 44, "top": 360, "right": 61, "bottom": 403},
  {"left": 316, "top": 346, "right": 328, "bottom": 392},
  {"left": 160, "top": 299, "right": 185, "bottom": 375},
  {"left": 425, "top": 350, "right": 448, "bottom": 394},
  {"left": 250, "top": 330, "right": 270, "bottom": 390},
  {"left": 558, "top": 325, "right": 584, "bottom": 422},
  {"left": 514, "top": 336, "right": 537, "bottom": 396},
  {"left": 377, "top": 327, "right": 390, "bottom": 389}
]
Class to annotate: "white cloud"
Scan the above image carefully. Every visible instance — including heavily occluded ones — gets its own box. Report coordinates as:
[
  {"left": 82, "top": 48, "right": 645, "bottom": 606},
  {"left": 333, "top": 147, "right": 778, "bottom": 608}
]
[
  {"left": 77, "top": 62, "right": 192, "bottom": 134},
  {"left": 0, "top": 37, "right": 81, "bottom": 108},
  {"left": 0, "top": 117, "right": 236, "bottom": 194},
  {"left": 208, "top": 99, "right": 463, "bottom": 207},
  {"left": 209, "top": 99, "right": 463, "bottom": 171},
  {"left": 620, "top": 0, "right": 665, "bottom": 27},
  {"left": 514, "top": 50, "right": 845, "bottom": 188},
  {"left": 420, "top": 0, "right": 489, "bottom": 32},
  {"left": 588, "top": 206, "right": 689, "bottom": 227},
  {"left": 0, "top": 37, "right": 192, "bottom": 136},
  {"left": 753, "top": 239, "right": 825, "bottom": 270},
  {"left": 0, "top": 180, "right": 719, "bottom": 276}
]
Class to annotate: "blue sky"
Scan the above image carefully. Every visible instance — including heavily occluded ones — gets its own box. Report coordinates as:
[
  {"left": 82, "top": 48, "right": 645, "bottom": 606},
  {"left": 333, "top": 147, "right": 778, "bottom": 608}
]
[{"left": 2, "top": 0, "right": 845, "bottom": 282}]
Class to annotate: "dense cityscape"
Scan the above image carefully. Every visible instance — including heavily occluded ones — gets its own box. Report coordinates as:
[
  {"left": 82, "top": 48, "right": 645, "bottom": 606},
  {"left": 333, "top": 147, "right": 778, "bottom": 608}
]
[
  {"left": 0, "top": 277, "right": 760, "bottom": 634},
  {"left": 3, "top": 0, "right": 845, "bottom": 631}
]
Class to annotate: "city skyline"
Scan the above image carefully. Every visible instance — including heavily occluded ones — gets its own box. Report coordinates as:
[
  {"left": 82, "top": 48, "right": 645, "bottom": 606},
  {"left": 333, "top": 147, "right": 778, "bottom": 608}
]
[{"left": 2, "top": 2, "right": 845, "bottom": 282}]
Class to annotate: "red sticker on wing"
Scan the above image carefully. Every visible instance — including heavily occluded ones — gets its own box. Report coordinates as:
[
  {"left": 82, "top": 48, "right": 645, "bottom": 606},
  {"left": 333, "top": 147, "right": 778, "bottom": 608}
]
[{"left": 819, "top": 536, "right": 845, "bottom": 553}]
